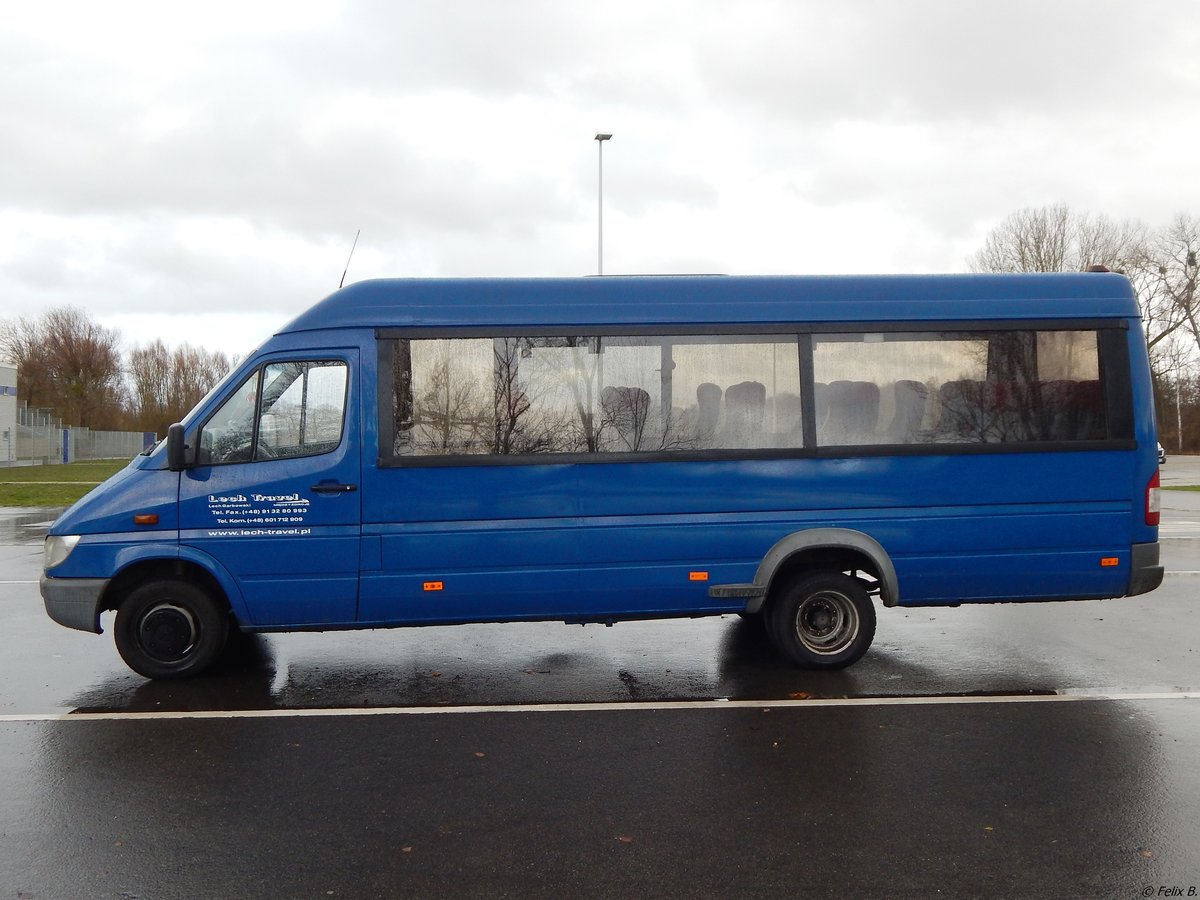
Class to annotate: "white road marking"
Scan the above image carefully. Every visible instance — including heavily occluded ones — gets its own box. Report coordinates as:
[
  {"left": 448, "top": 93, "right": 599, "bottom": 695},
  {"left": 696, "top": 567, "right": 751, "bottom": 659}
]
[
  {"left": 0, "top": 691, "right": 1197, "bottom": 724},
  {"left": 1160, "top": 522, "right": 1200, "bottom": 536}
]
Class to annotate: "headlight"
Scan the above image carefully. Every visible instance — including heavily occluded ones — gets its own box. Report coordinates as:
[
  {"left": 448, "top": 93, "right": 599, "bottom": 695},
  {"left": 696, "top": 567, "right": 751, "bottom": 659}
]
[{"left": 44, "top": 535, "right": 81, "bottom": 570}]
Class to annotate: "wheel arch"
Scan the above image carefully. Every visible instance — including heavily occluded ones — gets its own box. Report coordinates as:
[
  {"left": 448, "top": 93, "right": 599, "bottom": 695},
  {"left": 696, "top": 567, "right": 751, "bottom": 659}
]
[
  {"left": 100, "top": 557, "right": 236, "bottom": 622},
  {"left": 746, "top": 528, "right": 900, "bottom": 613}
]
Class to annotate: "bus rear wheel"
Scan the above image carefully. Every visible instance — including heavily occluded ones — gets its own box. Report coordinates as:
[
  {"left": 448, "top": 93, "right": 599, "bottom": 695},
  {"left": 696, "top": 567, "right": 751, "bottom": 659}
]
[
  {"left": 114, "top": 580, "right": 229, "bottom": 679},
  {"left": 767, "top": 571, "right": 876, "bottom": 669}
]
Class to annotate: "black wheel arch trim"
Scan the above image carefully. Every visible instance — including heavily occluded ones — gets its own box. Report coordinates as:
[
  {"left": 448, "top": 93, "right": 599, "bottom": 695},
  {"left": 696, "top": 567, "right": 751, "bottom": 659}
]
[{"left": 710, "top": 528, "right": 900, "bottom": 613}]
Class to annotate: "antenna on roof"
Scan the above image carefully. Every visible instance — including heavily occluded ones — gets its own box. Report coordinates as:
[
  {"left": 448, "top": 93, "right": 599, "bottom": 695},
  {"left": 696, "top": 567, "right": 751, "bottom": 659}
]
[{"left": 339, "top": 229, "right": 361, "bottom": 289}]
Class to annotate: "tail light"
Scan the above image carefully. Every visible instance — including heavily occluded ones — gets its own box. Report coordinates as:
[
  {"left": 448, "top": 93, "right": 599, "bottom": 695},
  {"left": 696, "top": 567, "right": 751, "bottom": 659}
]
[{"left": 1146, "top": 470, "right": 1161, "bottom": 526}]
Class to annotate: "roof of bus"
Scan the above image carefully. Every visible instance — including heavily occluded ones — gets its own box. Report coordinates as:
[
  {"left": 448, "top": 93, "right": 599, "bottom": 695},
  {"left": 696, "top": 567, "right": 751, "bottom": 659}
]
[{"left": 278, "top": 273, "right": 1140, "bottom": 334}]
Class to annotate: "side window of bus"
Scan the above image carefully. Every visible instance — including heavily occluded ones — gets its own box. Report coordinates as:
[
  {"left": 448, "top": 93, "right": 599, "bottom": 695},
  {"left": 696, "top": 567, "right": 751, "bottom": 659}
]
[
  {"left": 200, "top": 360, "right": 348, "bottom": 464},
  {"left": 389, "top": 334, "right": 803, "bottom": 458},
  {"left": 811, "top": 330, "right": 1107, "bottom": 446}
]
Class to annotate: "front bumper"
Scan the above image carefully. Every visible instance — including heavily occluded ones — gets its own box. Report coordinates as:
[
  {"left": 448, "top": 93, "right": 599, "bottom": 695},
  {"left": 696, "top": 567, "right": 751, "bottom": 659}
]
[{"left": 40, "top": 575, "right": 109, "bottom": 633}]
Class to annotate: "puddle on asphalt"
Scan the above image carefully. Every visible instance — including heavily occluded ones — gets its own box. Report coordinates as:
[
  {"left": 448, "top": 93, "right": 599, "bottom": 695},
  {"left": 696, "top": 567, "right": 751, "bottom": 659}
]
[{"left": 0, "top": 508, "right": 64, "bottom": 544}]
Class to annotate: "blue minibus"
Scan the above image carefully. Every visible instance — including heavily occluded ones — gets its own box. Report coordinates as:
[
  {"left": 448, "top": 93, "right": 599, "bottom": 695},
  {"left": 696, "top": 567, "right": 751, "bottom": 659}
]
[{"left": 41, "top": 273, "right": 1163, "bottom": 678}]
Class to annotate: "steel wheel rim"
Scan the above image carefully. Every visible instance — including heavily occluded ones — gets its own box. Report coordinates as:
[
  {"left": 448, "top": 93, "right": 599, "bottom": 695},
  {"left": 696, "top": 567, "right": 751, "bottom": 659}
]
[
  {"left": 138, "top": 602, "right": 199, "bottom": 663},
  {"left": 794, "top": 590, "right": 858, "bottom": 655}
]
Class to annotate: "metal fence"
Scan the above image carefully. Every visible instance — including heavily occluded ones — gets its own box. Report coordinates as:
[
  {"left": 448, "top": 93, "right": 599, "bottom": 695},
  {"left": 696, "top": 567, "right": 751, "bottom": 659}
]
[
  {"left": 9, "top": 414, "right": 155, "bottom": 465},
  {"left": 14, "top": 423, "right": 60, "bottom": 464},
  {"left": 66, "top": 427, "right": 156, "bottom": 462},
  {"left": 12, "top": 407, "right": 62, "bottom": 464}
]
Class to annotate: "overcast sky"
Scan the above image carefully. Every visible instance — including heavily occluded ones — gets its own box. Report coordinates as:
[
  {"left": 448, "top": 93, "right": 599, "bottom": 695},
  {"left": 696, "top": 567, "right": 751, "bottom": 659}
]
[{"left": 2, "top": 0, "right": 1198, "bottom": 359}]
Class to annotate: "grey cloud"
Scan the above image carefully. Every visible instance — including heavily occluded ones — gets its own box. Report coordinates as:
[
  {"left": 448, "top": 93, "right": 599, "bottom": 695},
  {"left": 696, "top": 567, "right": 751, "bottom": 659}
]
[
  {"left": 692, "top": 0, "right": 1194, "bottom": 126},
  {"left": 0, "top": 96, "right": 579, "bottom": 242},
  {"left": 1, "top": 0, "right": 1197, "bottom": 340}
]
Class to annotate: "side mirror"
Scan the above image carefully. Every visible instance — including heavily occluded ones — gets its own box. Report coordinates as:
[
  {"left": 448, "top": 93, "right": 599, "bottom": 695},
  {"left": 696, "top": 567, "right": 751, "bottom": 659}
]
[{"left": 166, "top": 423, "right": 189, "bottom": 471}]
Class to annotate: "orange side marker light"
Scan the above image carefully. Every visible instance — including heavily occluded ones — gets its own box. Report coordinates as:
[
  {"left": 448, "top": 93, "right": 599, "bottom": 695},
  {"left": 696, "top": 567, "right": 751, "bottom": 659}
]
[
  {"left": 133, "top": 514, "right": 159, "bottom": 526},
  {"left": 689, "top": 571, "right": 709, "bottom": 582},
  {"left": 423, "top": 581, "right": 444, "bottom": 592},
  {"left": 1100, "top": 557, "right": 1119, "bottom": 568}
]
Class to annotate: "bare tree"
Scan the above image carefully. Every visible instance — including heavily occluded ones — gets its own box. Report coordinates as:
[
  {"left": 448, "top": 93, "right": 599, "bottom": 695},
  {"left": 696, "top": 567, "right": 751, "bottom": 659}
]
[
  {"left": 45, "top": 308, "right": 126, "bottom": 428},
  {"left": 0, "top": 314, "right": 53, "bottom": 412},
  {"left": 967, "top": 203, "right": 1147, "bottom": 274},
  {"left": 966, "top": 203, "right": 1188, "bottom": 372},
  {"left": 3, "top": 307, "right": 233, "bottom": 434},
  {"left": 127, "top": 340, "right": 173, "bottom": 434},
  {"left": 1, "top": 307, "right": 125, "bottom": 428},
  {"left": 1152, "top": 330, "right": 1197, "bottom": 452},
  {"left": 169, "top": 344, "right": 232, "bottom": 418},
  {"left": 127, "top": 340, "right": 232, "bottom": 435},
  {"left": 970, "top": 206, "right": 1200, "bottom": 450},
  {"left": 1138, "top": 215, "right": 1200, "bottom": 354}
]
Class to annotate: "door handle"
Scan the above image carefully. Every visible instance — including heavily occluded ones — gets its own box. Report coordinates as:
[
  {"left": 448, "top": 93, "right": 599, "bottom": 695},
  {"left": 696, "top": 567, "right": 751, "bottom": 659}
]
[{"left": 310, "top": 483, "right": 358, "bottom": 494}]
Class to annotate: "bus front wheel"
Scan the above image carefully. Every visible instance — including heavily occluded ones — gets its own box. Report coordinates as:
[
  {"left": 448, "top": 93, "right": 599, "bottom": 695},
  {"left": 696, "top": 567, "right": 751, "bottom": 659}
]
[
  {"left": 114, "top": 580, "right": 229, "bottom": 679},
  {"left": 767, "top": 571, "right": 876, "bottom": 669}
]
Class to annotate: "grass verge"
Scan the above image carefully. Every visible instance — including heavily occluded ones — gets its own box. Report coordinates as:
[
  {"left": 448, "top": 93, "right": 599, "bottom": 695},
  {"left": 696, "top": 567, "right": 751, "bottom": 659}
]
[{"left": 0, "top": 459, "right": 129, "bottom": 507}]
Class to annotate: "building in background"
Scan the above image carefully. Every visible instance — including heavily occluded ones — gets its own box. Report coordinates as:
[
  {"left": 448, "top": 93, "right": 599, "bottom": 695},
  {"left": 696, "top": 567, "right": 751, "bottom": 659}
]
[{"left": 0, "top": 364, "right": 16, "bottom": 464}]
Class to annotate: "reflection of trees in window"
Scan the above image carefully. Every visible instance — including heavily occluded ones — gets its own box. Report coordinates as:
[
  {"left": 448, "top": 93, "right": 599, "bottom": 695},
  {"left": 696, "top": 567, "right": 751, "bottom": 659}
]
[
  {"left": 522, "top": 337, "right": 603, "bottom": 453},
  {"left": 511, "top": 337, "right": 664, "bottom": 454},
  {"left": 400, "top": 340, "right": 494, "bottom": 453},
  {"left": 259, "top": 362, "right": 346, "bottom": 457},
  {"left": 813, "top": 330, "right": 1106, "bottom": 446},
  {"left": 203, "top": 372, "right": 259, "bottom": 463},
  {"left": 201, "top": 361, "right": 345, "bottom": 464},
  {"left": 492, "top": 338, "right": 576, "bottom": 454},
  {"left": 492, "top": 338, "right": 529, "bottom": 454},
  {"left": 391, "top": 329, "right": 1113, "bottom": 456},
  {"left": 600, "top": 386, "right": 650, "bottom": 450},
  {"left": 986, "top": 332, "right": 1040, "bottom": 441},
  {"left": 393, "top": 340, "right": 414, "bottom": 454},
  {"left": 567, "top": 338, "right": 602, "bottom": 452},
  {"left": 593, "top": 340, "right": 705, "bottom": 452},
  {"left": 671, "top": 340, "right": 801, "bottom": 451},
  {"left": 951, "top": 332, "right": 1103, "bottom": 442},
  {"left": 421, "top": 358, "right": 489, "bottom": 453},
  {"left": 306, "top": 402, "right": 344, "bottom": 444},
  {"left": 391, "top": 333, "right": 804, "bottom": 458},
  {"left": 935, "top": 334, "right": 1039, "bottom": 442},
  {"left": 260, "top": 364, "right": 305, "bottom": 447}
]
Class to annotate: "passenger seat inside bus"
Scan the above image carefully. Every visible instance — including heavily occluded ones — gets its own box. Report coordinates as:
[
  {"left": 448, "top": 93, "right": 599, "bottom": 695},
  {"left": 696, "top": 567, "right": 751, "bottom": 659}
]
[
  {"left": 696, "top": 382, "right": 723, "bottom": 445},
  {"left": 723, "top": 381, "right": 766, "bottom": 447},
  {"left": 885, "top": 380, "right": 929, "bottom": 443},
  {"left": 1040, "top": 379, "right": 1104, "bottom": 441},
  {"left": 825, "top": 380, "right": 880, "bottom": 445},
  {"left": 774, "top": 393, "right": 804, "bottom": 446}
]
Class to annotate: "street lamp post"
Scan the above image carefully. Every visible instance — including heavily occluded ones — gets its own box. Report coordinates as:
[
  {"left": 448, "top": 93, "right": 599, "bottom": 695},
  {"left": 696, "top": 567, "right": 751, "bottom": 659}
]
[
  {"left": 1178, "top": 368, "right": 1185, "bottom": 454},
  {"left": 595, "top": 133, "right": 612, "bottom": 275},
  {"left": 1184, "top": 250, "right": 1198, "bottom": 452}
]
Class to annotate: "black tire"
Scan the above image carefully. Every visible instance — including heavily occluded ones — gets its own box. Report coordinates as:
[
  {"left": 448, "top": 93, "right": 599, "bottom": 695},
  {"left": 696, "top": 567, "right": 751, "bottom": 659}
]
[
  {"left": 766, "top": 571, "right": 876, "bottom": 669},
  {"left": 114, "top": 580, "right": 229, "bottom": 679}
]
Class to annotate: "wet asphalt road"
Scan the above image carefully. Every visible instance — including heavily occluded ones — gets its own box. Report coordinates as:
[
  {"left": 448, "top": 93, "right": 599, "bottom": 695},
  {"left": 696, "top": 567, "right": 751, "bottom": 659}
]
[{"left": 2, "top": 464, "right": 1199, "bottom": 898}]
